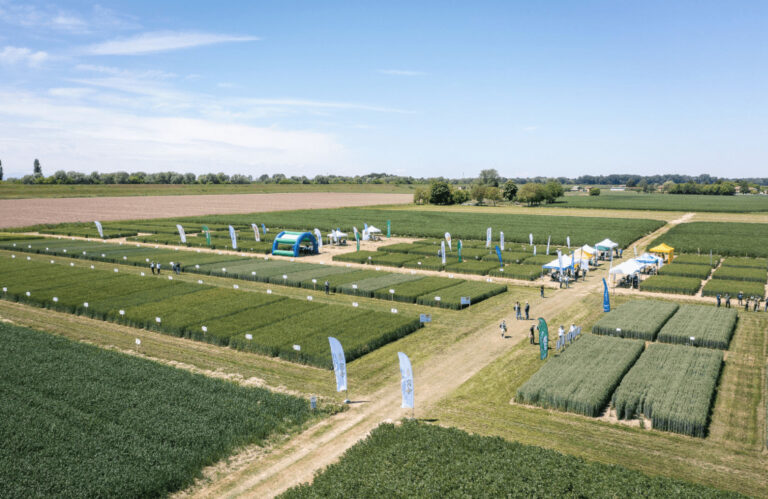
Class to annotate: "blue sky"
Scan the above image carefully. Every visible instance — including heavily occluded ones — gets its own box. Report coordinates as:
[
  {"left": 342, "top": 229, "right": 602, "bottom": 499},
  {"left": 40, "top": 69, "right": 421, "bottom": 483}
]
[{"left": 0, "top": 1, "right": 766, "bottom": 179}]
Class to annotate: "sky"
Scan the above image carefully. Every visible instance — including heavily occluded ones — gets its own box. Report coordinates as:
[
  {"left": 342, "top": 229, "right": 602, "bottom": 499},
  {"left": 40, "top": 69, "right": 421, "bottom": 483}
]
[{"left": 0, "top": 0, "right": 766, "bottom": 179}]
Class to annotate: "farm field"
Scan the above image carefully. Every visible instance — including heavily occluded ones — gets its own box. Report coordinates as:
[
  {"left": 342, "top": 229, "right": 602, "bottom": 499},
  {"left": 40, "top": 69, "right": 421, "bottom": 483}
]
[
  {"left": 650, "top": 221, "right": 768, "bottom": 257},
  {"left": 0, "top": 321, "right": 316, "bottom": 498},
  {"left": 0, "top": 182, "right": 416, "bottom": 199},
  {"left": 281, "top": 421, "right": 735, "bottom": 498},
  {"left": 515, "top": 335, "right": 644, "bottom": 416},
  {"left": 638, "top": 275, "right": 702, "bottom": 295},
  {"left": 702, "top": 279, "right": 766, "bottom": 300},
  {"left": 0, "top": 238, "right": 506, "bottom": 308},
  {"left": 592, "top": 300, "right": 679, "bottom": 340},
  {"left": 657, "top": 304, "right": 738, "bottom": 349},
  {"left": 551, "top": 191, "right": 768, "bottom": 213},
  {"left": 612, "top": 343, "right": 723, "bottom": 437},
  {"left": 0, "top": 252, "right": 421, "bottom": 368}
]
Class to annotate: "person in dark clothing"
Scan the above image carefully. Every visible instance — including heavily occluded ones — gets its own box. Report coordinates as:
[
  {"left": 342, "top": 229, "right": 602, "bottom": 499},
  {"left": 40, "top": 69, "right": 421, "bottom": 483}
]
[
  {"left": 754, "top": 298, "right": 760, "bottom": 312},
  {"left": 716, "top": 293, "right": 721, "bottom": 307},
  {"left": 744, "top": 298, "right": 749, "bottom": 312},
  {"left": 175, "top": 263, "right": 181, "bottom": 275},
  {"left": 725, "top": 294, "right": 731, "bottom": 308},
  {"left": 524, "top": 301, "right": 530, "bottom": 320},
  {"left": 529, "top": 324, "right": 536, "bottom": 344},
  {"left": 738, "top": 291, "right": 743, "bottom": 305},
  {"left": 150, "top": 262, "right": 155, "bottom": 275},
  {"left": 324, "top": 280, "right": 330, "bottom": 294},
  {"left": 540, "top": 285, "right": 544, "bottom": 298}
]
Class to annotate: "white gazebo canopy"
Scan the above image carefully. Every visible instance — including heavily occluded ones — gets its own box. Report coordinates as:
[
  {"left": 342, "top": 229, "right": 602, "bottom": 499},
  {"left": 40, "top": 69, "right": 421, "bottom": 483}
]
[
  {"left": 610, "top": 259, "right": 644, "bottom": 275},
  {"left": 367, "top": 226, "right": 382, "bottom": 233},
  {"left": 542, "top": 254, "right": 590, "bottom": 270},
  {"left": 595, "top": 239, "right": 618, "bottom": 250}
]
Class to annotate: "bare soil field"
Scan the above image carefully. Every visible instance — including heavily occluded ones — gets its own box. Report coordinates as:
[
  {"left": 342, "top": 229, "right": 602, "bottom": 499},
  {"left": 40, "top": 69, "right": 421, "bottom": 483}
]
[{"left": 0, "top": 192, "right": 411, "bottom": 228}]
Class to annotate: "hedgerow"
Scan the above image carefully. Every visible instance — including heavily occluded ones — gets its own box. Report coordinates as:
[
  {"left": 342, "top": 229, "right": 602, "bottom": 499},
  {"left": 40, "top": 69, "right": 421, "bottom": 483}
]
[
  {"left": 592, "top": 300, "right": 679, "bottom": 340},
  {"left": 612, "top": 343, "right": 723, "bottom": 437},
  {"left": 516, "top": 335, "right": 644, "bottom": 417}
]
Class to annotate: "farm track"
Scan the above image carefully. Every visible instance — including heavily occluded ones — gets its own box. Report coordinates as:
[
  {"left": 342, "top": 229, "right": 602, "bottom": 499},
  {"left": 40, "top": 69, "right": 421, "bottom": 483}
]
[{"left": 0, "top": 192, "right": 412, "bottom": 228}]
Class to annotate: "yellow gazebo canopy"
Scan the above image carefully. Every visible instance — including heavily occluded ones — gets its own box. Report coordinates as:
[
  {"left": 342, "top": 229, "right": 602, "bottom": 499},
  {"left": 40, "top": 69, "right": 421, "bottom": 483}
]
[{"left": 649, "top": 243, "right": 674, "bottom": 261}]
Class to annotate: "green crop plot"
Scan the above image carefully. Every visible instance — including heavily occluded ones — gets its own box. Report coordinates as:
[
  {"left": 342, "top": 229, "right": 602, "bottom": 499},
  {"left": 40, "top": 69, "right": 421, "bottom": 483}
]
[
  {"left": 549, "top": 191, "right": 768, "bottom": 213},
  {"left": 701, "top": 279, "right": 766, "bottom": 300},
  {"left": 711, "top": 265, "right": 767, "bottom": 283},
  {"left": 0, "top": 322, "right": 314, "bottom": 498},
  {"left": 280, "top": 421, "right": 734, "bottom": 498},
  {"left": 177, "top": 208, "right": 665, "bottom": 247},
  {"left": 638, "top": 275, "right": 702, "bottom": 295},
  {"left": 657, "top": 305, "right": 737, "bottom": 349},
  {"left": 415, "top": 280, "right": 507, "bottom": 310},
  {"left": 674, "top": 254, "right": 720, "bottom": 267},
  {"left": 0, "top": 254, "right": 421, "bottom": 368},
  {"left": 592, "top": 300, "right": 679, "bottom": 340},
  {"left": 516, "top": 335, "right": 644, "bottom": 417},
  {"left": 658, "top": 263, "right": 712, "bottom": 279},
  {"left": 611, "top": 343, "right": 723, "bottom": 437},
  {"left": 721, "top": 257, "right": 768, "bottom": 269},
  {"left": 650, "top": 222, "right": 768, "bottom": 258}
]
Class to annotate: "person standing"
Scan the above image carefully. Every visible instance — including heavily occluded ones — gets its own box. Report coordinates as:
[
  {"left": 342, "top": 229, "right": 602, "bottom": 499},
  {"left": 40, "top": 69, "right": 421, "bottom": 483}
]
[
  {"left": 754, "top": 298, "right": 760, "bottom": 312},
  {"left": 744, "top": 298, "right": 749, "bottom": 312},
  {"left": 764, "top": 299, "right": 768, "bottom": 312},
  {"left": 738, "top": 291, "right": 743, "bottom": 305},
  {"left": 156, "top": 262, "right": 161, "bottom": 274},
  {"left": 524, "top": 301, "right": 530, "bottom": 320},
  {"left": 324, "top": 280, "right": 330, "bottom": 294},
  {"left": 540, "top": 285, "right": 544, "bottom": 298},
  {"left": 500, "top": 320, "right": 507, "bottom": 338},
  {"left": 716, "top": 293, "right": 721, "bottom": 307},
  {"left": 150, "top": 261, "right": 155, "bottom": 275},
  {"left": 529, "top": 324, "right": 536, "bottom": 344},
  {"left": 564, "top": 275, "right": 570, "bottom": 289},
  {"left": 558, "top": 325, "right": 565, "bottom": 348},
  {"left": 725, "top": 293, "right": 731, "bottom": 308},
  {"left": 514, "top": 302, "right": 521, "bottom": 320}
]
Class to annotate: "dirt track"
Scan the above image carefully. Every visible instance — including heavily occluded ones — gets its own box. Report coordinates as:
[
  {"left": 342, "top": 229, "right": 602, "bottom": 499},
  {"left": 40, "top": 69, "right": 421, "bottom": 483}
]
[{"left": 0, "top": 192, "right": 411, "bottom": 228}]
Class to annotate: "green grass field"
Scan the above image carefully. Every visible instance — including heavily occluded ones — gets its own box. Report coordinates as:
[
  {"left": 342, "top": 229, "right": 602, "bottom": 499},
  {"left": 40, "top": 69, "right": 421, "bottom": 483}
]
[
  {"left": 0, "top": 322, "right": 316, "bottom": 497},
  {"left": 0, "top": 182, "right": 416, "bottom": 199},
  {"left": 553, "top": 191, "right": 768, "bottom": 213}
]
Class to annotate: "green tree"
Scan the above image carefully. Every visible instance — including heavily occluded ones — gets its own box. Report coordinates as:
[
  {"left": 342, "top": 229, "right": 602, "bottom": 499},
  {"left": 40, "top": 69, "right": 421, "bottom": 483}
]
[
  {"left": 33, "top": 159, "right": 42, "bottom": 176},
  {"left": 518, "top": 183, "right": 545, "bottom": 206},
  {"left": 413, "top": 186, "right": 428, "bottom": 205},
  {"left": 451, "top": 187, "right": 470, "bottom": 204},
  {"left": 502, "top": 180, "right": 518, "bottom": 201},
  {"left": 471, "top": 184, "right": 487, "bottom": 204},
  {"left": 486, "top": 186, "right": 501, "bottom": 206},
  {"left": 0, "top": 159, "right": 3, "bottom": 181},
  {"left": 428, "top": 181, "right": 453, "bottom": 205},
  {"left": 589, "top": 187, "right": 600, "bottom": 196},
  {"left": 543, "top": 180, "right": 564, "bottom": 203},
  {"left": 478, "top": 169, "right": 500, "bottom": 187},
  {"left": 737, "top": 180, "right": 751, "bottom": 193}
]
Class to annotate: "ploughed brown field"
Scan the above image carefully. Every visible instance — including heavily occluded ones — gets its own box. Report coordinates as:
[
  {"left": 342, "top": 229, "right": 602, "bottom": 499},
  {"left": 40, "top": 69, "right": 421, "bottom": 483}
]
[{"left": 0, "top": 192, "right": 411, "bottom": 228}]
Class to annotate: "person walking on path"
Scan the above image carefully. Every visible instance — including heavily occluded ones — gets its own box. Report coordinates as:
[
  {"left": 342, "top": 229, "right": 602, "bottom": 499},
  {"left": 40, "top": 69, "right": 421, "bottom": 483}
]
[
  {"left": 540, "top": 285, "right": 544, "bottom": 298},
  {"left": 524, "top": 301, "right": 530, "bottom": 320},
  {"left": 716, "top": 293, "right": 721, "bottom": 307},
  {"left": 514, "top": 302, "right": 522, "bottom": 320},
  {"left": 738, "top": 291, "right": 743, "bottom": 305},
  {"left": 150, "top": 262, "right": 155, "bottom": 275},
  {"left": 500, "top": 320, "right": 507, "bottom": 339},
  {"left": 529, "top": 324, "right": 536, "bottom": 344},
  {"left": 725, "top": 293, "right": 731, "bottom": 308},
  {"left": 324, "top": 280, "right": 330, "bottom": 294}
]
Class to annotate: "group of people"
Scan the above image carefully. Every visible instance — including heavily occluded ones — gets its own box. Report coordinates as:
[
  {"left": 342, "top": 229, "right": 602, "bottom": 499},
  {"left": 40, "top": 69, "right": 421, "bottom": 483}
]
[
  {"left": 149, "top": 261, "right": 181, "bottom": 275},
  {"left": 500, "top": 301, "right": 533, "bottom": 339},
  {"left": 551, "top": 266, "right": 586, "bottom": 289},
  {"left": 716, "top": 291, "right": 767, "bottom": 312}
]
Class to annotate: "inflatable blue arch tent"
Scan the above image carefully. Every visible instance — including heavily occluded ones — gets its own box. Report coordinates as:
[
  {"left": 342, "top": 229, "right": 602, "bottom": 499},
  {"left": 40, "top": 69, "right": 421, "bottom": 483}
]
[{"left": 271, "top": 231, "right": 319, "bottom": 257}]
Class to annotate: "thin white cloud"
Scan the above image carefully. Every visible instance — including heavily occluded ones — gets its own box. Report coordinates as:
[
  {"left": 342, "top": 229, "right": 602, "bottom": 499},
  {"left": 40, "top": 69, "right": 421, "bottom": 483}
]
[
  {"left": 0, "top": 45, "right": 48, "bottom": 66},
  {"left": 522, "top": 126, "right": 538, "bottom": 132},
  {"left": 85, "top": 31, "right": 259, "bottom": 55},
  {"left": 0, "top": 2, "right": 136, "bottom": 33},
  {"left": 377, "top": 69, "right": 426, "bottom": 76},
  {"left": 0, "top": 89, "right": 346, "bottom": 176},
  {"left": 75, "top": 63, "right": 176, "bottom": 80}
]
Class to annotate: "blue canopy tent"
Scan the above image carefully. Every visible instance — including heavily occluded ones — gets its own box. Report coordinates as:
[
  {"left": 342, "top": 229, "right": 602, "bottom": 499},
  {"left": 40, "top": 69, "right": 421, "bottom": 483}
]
[
  {"left": 271, "top": 231, "right": 319, "bottom": 257},
  {"left": 635, "top": 253, "right": 663, "bottom": 265}
]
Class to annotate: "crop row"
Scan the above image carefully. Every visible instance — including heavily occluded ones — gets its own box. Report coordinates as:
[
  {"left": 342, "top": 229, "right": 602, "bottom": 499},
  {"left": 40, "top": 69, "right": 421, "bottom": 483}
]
[
  {"left": 611, "top": 343, "right": 723, "bottom": 437},
  {"left": 0, "top": 254, "right": 421, "bottom": 368},
  {"left": 0, "top": 239, "right": 507, "bottom": 308},
  {"left": 0, "top": 322, "right": 314, "bottom": 498},
  {"left": 592, "top": 300, "right": 679, "bottom": 341},
  {"left": 279, "top": 421, "right": 732, "bottom": 498},
  {"left": 174, "top": 207, "right": 665, "bottom": 247},
  {"left": 515, "top": 335, "right": 645, "bottom": 417},
  {"left": 638, "top": 275, "right": 701, "bottom": 295}
]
